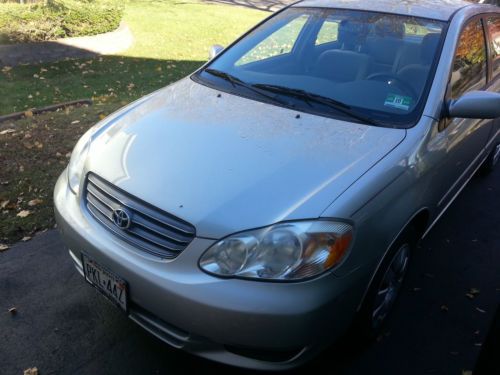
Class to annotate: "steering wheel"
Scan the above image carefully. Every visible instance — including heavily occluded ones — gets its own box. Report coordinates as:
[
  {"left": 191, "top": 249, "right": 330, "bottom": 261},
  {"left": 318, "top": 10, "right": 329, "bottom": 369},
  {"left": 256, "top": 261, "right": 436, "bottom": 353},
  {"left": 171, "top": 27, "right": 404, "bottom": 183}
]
[{"left": 366, "top": 73, "right": 418, "bottom": 100}]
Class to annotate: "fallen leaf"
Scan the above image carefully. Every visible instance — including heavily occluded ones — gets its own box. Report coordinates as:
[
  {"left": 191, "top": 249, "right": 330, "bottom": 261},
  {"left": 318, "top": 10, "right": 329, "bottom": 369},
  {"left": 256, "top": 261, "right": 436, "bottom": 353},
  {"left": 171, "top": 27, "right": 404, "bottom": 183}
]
[
  {"left": 0, "top": 200, "right": 9, "bottom": 209},
  {"left": 474, "top": 343, "right": 482, "bottom": 347},
  {"left": 465, "top": 293, "right": 475, "bottom": 299},
  {"left": 8, "top": 307, "right": 16, "bottom": 314},
  {"left": 17, "top": 210, "right": 31, "bottom": 218},
  {"left": 469, "top": 288, "right": 480, "bottom": 295},
  {"left": 24, "top": 110, "right": 33, "bottom": 118},
  {"left": 0, "top": 244, "right": 9, "bottom": 251},
  {"left": 0, "top": 129, "right": 15, "bottom": 135},
  {"left": 71, "top": 120, "right": 80, "bottom": 124},
  {"left": 441, "top": 305, "right": 449, "bottom": 312},
  {"left": 1, "top": 66, "right": 12, "bottom": 73},
  {"left": 23, "top": 368, "right": 38, "bottom": 375},
  {"left": 476, "top": 307, "right": 486, "bottom": 313},
  {"left": 21, "top": 236, "right": 32, "bottom": 242},
  {"left": 99, "top": 113, "right": 106, "bottom": 120}
]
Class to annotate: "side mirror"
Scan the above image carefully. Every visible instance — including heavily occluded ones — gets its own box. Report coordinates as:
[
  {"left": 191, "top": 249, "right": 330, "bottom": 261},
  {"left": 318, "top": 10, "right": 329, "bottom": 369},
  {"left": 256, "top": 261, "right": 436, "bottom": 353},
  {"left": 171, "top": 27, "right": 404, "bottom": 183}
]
[
  {"left": 209, "top": 44, "right": 224, "bottom": 60},
  {"left": 447, "top": 91, "right": 500, "bottom": 119}
]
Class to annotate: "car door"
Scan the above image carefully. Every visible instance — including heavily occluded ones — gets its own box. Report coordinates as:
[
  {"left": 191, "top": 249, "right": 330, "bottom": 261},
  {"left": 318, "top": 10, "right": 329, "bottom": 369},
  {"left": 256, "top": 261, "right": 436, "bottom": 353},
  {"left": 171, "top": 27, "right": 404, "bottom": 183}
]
[{"left": 435, "top": 16, "right": 492, "bottom": 210}]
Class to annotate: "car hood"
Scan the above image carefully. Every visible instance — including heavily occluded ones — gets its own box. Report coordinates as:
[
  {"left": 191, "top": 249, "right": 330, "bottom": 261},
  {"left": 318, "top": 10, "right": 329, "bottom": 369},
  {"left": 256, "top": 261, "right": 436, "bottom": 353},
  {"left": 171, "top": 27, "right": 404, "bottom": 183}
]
[{"left": 87, "top": 78, "right": 406, "bottom": 238}]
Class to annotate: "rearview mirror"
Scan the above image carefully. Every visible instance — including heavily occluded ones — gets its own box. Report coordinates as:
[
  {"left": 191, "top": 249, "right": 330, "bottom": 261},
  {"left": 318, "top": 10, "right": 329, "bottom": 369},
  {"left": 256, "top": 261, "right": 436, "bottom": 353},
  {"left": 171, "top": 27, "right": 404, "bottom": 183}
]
[
  {"left": 447, "top": 91, "right": 500, "bottom": 119},
  {"left": 209, "top": 44, "right": 224, "bottom": 60}
]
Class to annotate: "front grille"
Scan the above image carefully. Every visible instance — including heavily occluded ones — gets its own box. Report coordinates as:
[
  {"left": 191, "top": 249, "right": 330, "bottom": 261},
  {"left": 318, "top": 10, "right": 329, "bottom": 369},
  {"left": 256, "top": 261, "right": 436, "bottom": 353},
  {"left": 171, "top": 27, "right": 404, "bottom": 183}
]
[{"left": 84, "top": 173, "right": 196, "bottom": 259}]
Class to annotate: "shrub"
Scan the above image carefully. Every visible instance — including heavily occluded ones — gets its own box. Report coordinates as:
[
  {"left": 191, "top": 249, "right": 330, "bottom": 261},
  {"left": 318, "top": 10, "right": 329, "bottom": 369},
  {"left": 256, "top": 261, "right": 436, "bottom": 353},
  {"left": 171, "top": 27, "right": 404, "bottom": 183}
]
[{"left": 0, "top": 0, "right": 123, "bottom": 44}]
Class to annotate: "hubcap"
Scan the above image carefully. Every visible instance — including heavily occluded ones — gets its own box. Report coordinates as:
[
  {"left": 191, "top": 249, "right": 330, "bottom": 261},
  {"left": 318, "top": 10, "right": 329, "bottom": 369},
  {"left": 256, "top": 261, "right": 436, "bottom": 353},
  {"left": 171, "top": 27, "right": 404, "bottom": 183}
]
[
  {"left": 492, "top": 144, "right": 500, "bottom": 166},
  {"left": 372, "top": 243, "right": 410, "bottom": 329}
]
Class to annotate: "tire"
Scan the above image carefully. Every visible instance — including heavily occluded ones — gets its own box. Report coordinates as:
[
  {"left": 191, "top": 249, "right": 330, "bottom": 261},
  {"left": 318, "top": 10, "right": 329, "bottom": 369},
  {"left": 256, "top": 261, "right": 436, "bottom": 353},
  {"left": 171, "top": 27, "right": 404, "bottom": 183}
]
[
  {"left": 480, "top": 142, "right": 500, "bottom": 175},
  {"left": 355, "top": 226, "right": 417, "bottom": 339}
]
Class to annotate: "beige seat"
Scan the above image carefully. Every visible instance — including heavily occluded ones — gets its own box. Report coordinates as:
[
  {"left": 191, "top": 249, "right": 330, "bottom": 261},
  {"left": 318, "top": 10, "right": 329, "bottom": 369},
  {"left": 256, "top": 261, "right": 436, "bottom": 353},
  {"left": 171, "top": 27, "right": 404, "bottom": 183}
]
[{"left": 314, "top": 19, "right": 372, "bottom": 82}]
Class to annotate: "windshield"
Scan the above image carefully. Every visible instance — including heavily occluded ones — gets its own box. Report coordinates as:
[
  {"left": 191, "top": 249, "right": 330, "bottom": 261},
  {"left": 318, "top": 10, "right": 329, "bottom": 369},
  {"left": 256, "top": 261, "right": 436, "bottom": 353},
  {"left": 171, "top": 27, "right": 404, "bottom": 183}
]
[{"left": 194, "top": 8, "right": 446, "bottom": 128}]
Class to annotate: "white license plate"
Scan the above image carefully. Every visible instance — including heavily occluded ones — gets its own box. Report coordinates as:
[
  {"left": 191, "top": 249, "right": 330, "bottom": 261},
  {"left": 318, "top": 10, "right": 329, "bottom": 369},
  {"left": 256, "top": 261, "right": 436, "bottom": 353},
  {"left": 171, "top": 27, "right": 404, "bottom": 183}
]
[{"left": 82, "top": 254, "right": 128, "bottom": 312}]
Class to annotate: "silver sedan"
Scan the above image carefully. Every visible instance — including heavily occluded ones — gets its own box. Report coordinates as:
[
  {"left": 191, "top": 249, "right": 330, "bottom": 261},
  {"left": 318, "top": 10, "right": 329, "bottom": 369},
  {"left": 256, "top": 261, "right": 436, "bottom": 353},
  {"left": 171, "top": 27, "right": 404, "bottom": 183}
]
[{"left": 54, "top": 0, "right": 500, "bottom": 370}]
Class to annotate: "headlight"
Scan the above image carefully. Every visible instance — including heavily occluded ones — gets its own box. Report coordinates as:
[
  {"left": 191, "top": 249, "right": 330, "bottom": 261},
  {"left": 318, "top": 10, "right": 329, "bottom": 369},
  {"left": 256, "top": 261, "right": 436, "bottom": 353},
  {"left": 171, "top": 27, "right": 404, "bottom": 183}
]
[
  {"left": 67, "top": 129, "right": 92, "bottom": 194},
  {"left": 199, "top": 221, "right": 353, "bottom": 281}
]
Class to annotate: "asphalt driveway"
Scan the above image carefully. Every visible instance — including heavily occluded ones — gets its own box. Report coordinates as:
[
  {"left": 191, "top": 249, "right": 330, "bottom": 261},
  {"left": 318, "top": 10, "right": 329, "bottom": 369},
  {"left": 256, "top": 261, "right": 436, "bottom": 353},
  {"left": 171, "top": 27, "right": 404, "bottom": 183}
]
[{"left": 1, "top": 167, "right": 499, "bottom": 375}]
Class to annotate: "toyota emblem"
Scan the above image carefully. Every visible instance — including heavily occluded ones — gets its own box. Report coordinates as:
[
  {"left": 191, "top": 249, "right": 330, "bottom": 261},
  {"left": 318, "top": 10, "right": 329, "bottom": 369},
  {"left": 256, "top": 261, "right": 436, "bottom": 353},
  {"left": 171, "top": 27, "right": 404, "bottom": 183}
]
[{"left": 112, "top": 208, "right": 131, "bottom": 229}]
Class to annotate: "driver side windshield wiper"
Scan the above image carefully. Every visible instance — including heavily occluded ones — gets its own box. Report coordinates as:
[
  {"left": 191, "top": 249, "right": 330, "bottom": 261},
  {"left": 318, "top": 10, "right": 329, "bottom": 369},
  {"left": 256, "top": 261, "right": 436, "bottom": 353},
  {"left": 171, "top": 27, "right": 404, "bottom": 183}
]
[
  {"left": 252, "top": 83, "right": 381, "bottom": 126},
  {"left": 203, "top": 68, "right": 287, "bottom": 106}
]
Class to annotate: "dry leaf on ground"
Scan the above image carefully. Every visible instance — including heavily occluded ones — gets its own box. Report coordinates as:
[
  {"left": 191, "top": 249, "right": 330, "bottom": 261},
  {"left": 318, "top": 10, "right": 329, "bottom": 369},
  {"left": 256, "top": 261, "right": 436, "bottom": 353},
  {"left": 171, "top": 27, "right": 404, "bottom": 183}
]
[
  {"left": 0, "top": 244, "right": 9, "bottom": 251},
  {"left": 0, "top": 129, "right": 15, "bottom": 135},
  {"left": 23, "top": 368, "right": 38, "bottom": 375},
  {"left": 21, "top": 236, "right": 32, "bottom": 242},
  {"left": 8, "top": 307, "right": 17, "bottom": 314},
  {"left": 28, "top": 199, "right": 43, "bottom": 207},
  {"left": 17, "top": 210, "right": 31, "bottom": 218}
]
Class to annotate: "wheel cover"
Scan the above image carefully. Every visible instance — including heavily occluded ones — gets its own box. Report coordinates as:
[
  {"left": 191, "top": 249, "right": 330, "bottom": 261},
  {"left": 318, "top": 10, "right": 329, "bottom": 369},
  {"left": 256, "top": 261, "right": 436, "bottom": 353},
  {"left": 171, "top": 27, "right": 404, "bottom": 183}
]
[{"left": 372, "top": 243, "right": 410, "bottom": 329}]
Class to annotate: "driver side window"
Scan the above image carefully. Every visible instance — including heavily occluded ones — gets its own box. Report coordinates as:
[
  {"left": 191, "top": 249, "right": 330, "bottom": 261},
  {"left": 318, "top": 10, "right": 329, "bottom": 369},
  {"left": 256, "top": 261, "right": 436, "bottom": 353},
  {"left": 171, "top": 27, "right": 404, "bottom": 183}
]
[{"left": 450, "top": 18, "right": 487, "bottom": 99}]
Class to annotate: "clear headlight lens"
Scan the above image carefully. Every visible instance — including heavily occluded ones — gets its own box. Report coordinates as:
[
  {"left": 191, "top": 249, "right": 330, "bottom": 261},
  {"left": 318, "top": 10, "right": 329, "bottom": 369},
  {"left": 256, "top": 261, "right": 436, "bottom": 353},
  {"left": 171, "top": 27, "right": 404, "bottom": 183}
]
[
  {"left": 199, "top": 221, "right": 353, "bottom": 281},
  {"left": 67, "top": 129, "right": 92, "bottom": 194}
]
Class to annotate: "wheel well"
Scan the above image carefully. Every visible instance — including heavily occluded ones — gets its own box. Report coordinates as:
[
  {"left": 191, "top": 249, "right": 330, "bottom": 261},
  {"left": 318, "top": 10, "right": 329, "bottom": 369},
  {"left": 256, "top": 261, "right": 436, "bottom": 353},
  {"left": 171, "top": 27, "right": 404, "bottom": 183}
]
[{"left": 409, "top": 209, "right": 430, "bottom": 240}]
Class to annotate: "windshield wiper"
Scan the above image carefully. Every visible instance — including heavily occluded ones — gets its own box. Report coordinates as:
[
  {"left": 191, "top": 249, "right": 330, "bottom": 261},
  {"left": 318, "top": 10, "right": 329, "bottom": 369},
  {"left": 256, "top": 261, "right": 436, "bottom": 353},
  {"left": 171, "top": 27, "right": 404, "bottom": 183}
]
[
  {"left": 203, "top": 68, "right": 287, "bottom": 106},
  {"left": 252, "top": 83, "right": 381, "bottom": 126}
]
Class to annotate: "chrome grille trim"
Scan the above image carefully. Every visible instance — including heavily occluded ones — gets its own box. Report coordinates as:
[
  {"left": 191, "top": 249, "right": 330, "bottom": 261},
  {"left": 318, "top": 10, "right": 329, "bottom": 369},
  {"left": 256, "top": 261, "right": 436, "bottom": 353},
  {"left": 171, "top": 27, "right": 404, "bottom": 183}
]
[{"left": 84, "top": 173, "right": 196, "bottom": 259}]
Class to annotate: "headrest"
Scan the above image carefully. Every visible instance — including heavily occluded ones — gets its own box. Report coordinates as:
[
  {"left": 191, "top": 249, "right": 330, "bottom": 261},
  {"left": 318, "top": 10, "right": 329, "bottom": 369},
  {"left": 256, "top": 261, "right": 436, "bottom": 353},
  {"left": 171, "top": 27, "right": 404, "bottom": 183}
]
[
  {"left": 338, "top": 19, "right": 367, "bottom": 50},
  {"left": 373, "top": 18, "right": 404, "bottom": 39}
]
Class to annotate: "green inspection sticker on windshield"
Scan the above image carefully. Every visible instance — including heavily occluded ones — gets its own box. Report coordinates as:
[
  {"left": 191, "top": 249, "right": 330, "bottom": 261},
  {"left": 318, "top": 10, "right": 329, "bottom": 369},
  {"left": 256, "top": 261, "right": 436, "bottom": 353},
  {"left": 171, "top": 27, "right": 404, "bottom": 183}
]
[{"left": 384, "top": 93, "right": 412, "bottom": 111}]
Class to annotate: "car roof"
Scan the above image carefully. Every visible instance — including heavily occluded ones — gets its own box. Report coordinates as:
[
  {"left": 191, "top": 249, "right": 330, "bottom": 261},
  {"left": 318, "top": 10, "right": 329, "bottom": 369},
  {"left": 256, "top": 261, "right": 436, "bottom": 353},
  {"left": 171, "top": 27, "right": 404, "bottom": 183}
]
[{"left": 291, "top": 0, "right": 494, "bottom": 21}]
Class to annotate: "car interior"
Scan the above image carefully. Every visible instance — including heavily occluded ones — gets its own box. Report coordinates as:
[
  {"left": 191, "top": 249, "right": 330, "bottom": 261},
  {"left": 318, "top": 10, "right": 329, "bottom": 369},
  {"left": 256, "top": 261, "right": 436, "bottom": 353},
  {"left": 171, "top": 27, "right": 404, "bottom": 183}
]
[{"left": 229, "top": 13, "right": 444, "bottom": 114}]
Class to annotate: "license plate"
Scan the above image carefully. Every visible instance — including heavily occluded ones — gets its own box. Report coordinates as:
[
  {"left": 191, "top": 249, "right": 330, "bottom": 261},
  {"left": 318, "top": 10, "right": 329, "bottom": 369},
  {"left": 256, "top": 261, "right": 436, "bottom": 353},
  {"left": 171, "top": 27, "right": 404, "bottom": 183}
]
[{"left": 81, "top": 254, "right": 128, "bottom": 312}]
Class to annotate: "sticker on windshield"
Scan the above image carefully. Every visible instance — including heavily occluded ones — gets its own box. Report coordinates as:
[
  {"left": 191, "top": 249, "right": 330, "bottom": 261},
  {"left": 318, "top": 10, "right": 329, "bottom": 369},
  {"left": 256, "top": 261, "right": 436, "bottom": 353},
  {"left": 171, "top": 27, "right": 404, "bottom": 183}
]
[{"left": 384, "top": 94, "right": 412, "bottom": 111}]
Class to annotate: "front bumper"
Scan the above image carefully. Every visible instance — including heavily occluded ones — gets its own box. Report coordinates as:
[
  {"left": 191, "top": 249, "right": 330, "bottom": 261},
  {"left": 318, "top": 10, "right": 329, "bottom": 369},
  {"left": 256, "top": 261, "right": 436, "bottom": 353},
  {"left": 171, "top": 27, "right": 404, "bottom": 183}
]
[{"left": 54, "top": 171, "right": 366, "bottom": 370}]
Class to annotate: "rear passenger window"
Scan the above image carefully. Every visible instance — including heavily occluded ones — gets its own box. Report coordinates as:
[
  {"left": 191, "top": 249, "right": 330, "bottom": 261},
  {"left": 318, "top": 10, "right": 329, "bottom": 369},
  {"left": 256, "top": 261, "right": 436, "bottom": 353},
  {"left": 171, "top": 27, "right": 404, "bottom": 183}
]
[
  {"left": 315, "top": 19, "right": 340, "bottom": 45},
  {"left": 450, "top": 19, "right": 487, "bottom": 98},
  {"left": 486, "top": 15, "right": 500, "bottom": 79}
]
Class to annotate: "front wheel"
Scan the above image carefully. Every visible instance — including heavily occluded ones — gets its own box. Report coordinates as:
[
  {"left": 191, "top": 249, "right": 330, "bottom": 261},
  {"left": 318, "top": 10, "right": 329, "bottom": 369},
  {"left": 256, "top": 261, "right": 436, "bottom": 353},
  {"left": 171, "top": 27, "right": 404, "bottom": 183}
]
[{"left": 355, "top": 227, "right": 416, "bottom": 337}]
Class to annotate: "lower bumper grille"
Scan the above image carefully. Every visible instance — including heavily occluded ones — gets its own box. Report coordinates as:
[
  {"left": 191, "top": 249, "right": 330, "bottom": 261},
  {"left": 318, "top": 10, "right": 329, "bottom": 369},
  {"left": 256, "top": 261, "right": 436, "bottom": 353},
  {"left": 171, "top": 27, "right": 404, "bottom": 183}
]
[{"left": 84, "top": 173, "right": 196, "bottom": 259}]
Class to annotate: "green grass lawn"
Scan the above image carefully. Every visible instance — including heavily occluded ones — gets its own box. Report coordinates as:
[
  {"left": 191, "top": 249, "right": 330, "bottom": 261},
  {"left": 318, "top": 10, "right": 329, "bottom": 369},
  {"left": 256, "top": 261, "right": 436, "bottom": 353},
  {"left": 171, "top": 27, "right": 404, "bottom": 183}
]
[
  {"left": 0, "top": 0, "right": 266, "bottom": 245},
  {"left": 0, "top": 0, "right": 266, "bottom": 116}
]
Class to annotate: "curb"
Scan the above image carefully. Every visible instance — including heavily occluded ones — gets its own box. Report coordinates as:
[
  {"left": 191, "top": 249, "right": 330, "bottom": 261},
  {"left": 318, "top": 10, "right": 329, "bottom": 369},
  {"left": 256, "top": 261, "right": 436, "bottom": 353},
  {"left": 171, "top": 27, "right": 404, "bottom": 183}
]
[{"left": 0, "top": 99, "right": 92, "bottom": 123}]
